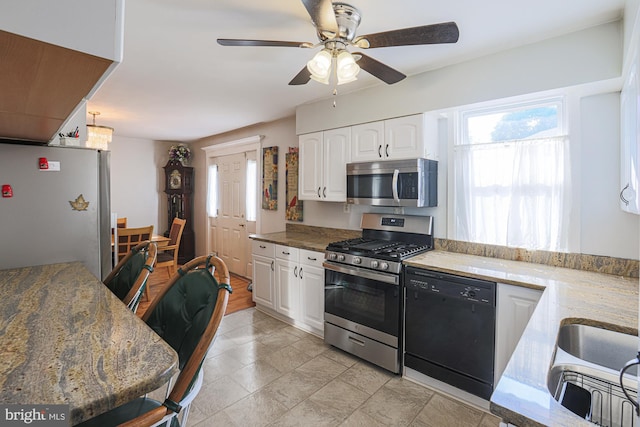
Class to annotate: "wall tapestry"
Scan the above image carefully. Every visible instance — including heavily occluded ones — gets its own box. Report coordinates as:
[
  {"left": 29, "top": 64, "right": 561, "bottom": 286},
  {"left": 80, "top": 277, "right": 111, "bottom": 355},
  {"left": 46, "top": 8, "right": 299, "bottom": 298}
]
[
  {"left": 286, "top": 147, "right": 303, "bottom": 221},
  {"left": 262, "top": 146, "right": 278, "bottom": 210}
]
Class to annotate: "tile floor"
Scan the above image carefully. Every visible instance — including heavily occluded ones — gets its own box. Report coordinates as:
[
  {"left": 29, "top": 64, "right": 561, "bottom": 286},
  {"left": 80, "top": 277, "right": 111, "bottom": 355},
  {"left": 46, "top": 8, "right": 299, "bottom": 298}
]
[{"left": 179, "top": 308, "right": 502, "bottom": 427}]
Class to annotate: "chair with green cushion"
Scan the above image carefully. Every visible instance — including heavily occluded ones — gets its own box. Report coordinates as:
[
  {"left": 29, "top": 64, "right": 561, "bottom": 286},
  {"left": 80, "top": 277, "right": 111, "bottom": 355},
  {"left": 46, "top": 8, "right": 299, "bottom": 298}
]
[
  {"left": 103, "top": 240, "right": 157, "bottom": 313},
  {"left": 78, "top": 254, "right": 232, "bottom": 427}
]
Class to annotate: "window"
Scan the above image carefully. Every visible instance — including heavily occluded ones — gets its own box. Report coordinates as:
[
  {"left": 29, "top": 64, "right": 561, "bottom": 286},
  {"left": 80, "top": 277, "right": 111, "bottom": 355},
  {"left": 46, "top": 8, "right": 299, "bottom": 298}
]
[
  {"left": 207, "top": 164, "right": 218, "bottom": 217},
  {"left": 246, "top": 158, "right": 257, "bottom": 222},
  {"left": 453, "top": 98, "right": 571, "bottom": 251}
]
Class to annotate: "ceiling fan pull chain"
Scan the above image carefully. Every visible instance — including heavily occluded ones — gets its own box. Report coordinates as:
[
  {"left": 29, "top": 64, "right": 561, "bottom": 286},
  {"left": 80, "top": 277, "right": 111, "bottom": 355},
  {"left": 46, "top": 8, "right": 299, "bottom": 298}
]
[{"left": 332, "top": 85, "right": 338, "bottom": 108}]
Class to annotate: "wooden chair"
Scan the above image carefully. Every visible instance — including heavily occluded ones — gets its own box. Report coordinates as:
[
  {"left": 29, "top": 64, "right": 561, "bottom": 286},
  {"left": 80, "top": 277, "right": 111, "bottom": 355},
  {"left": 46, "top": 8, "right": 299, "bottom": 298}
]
[
  {"left": 77, "top": 254, "right": 232, "bottom": 427},
  {"left": 116, "top": 217, "right": 127, "bottom": 228},
  {"left": 117, "top": 225, "right": 154, "bottom": 262},
  {"left": 156, "top": 218, "right": 186, "bottom": 278},
  {"left": 103, "top": 241, "right": 157, "bottom": 313}
]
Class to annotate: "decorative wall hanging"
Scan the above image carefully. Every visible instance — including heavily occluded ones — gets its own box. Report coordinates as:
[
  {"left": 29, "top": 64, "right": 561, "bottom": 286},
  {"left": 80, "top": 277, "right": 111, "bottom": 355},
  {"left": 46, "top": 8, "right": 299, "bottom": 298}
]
[
  {"left": 286, "top": 147, "right": 303, "bottom": 221},
  {"left": 262, "top": 146, "right": 278, "bottom": 210},
  {"left": 69, "top": 194, "right": 89, "bottom": 211}
]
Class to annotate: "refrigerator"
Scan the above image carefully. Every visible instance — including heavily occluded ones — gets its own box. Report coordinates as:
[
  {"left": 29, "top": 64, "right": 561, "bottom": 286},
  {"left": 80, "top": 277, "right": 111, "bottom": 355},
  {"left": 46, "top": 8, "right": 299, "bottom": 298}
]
[{"left": 0, "top": 143, "right": 111, "bottom": 280}]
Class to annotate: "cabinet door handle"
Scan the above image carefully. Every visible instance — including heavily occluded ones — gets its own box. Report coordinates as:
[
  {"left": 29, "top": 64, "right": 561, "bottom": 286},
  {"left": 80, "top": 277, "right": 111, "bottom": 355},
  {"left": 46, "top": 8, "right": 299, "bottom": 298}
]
[
  {"left": 271, "top": 260, "right": 274, "bottom": 271},
  {"left": 621, "top": 183, "right": 630, "bottom": 206},
  {"left": 259, "top": 245, "right": 266, "bottom": 249},
  {"left": 378, "top": 144, "right": 382, "bottom": 158},
  {"left": 317, "top": 187, "right": 321, "bottom": 198},
  {"left": 385, "top": 144, "right": 389, "bottom": 157},
  {"left": 323, "top": 187, "right": 327, "bottom": 198},
  {"left": 307, "top": 257, "right": 317, "bottom": 261},
  {"left": 282, "top": 251, "right": 290, "bottom": 255},
  {"left": 294, "top": 266, "right": 298, "bottom": 277},
  {"left": 299, "top": 267, "right": 303, "bottom": 279}
]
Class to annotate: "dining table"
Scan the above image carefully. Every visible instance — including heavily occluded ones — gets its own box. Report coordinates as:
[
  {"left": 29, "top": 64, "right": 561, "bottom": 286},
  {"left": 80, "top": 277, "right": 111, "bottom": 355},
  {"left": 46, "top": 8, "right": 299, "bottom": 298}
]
[{"left": 0, "top": 262, "right": 179, "bottom": 425}]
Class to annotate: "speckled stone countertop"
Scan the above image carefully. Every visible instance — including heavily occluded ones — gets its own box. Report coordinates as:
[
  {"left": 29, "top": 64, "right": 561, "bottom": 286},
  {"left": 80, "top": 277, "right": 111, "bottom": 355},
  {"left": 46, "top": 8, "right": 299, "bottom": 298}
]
[
  {"left": 250, "top": 225, "right": 361, "bottom": 252},
  {"left": 0, "top": 262, "right": 179, "bottom": 425},
  {"left": 404, "top": 250, "right": 638, "bottom": 427}
]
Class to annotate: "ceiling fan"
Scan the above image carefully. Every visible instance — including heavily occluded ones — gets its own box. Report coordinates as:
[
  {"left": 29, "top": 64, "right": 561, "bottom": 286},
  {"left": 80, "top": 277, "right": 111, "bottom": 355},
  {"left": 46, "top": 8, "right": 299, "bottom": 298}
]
[{"left": 217, "top": 0, "right": 459, "bottom": 86}]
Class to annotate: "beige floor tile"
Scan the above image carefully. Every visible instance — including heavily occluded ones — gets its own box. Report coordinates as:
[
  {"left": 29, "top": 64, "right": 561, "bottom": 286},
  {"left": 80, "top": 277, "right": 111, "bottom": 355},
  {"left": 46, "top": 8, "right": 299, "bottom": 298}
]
[
  {"left": 224, "top": 323, "right": 267, "bottom": 345},
  {"left": 414, "top": 393, "right": 485, "bottom": 427},
  {"left": 230, "top": 359, "right": 284, "bottom": 393},
  {"left": 340, "top": 408, "right": 389, "bottom": 427},
  {"left": 258, "top": 328, "right": 304, "bottom": 351},
  {"left": 383, "top": 377, "right": 435, "bottom": 404},
  {"left": 308, "top": 379, "right": 371, "bottom": 421},
  {"left": 269, "top": 400, "right": 341, "bottom": 427},
  {"left": 479, "top": 412, "right": 503, "bottom": 427},
  {"left": 223, "top": 389, "right": 289, "bottom": 427},
  {"left": 263, "top": 370, "right": 329, "bottom": 409},
  {"left": 261, "top": 345, "right": 312, "bottom": 373},
  {"left": 295, "top": 355, "right": 349, "bottom": 383},
  {"left": 321, "top": 347, "right": 360, "bottom": 368},
  {"left": 292, "top": 335, "right": 331, "bottom": 357},
  {"left": 357, "top": 385, "right": 426, "bottom": 426},
  {"left": 339, "top": 361, "right": 394, "bottom": 395},
  {"left": 192, "top": 375, "right": 251, "bottom": 417},
  {"left": 201, "top": 351, "right": 247, "bottom": 383},
  {"left": 192, "top": 407, "right": 235, "bottom": 426}
]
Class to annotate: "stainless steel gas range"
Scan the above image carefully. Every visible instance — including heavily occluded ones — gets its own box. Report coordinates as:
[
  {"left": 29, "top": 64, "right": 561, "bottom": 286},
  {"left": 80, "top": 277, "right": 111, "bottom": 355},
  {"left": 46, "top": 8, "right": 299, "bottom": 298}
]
[{"left": 323, "top": 213, "right": 434, "bottom": 373}]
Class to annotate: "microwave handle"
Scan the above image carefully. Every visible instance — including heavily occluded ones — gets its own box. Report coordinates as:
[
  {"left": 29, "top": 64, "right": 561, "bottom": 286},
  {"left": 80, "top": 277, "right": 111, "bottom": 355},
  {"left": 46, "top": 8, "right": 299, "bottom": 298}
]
[{"left": 392, "top": 169, "right": 400, "bottom": 203}]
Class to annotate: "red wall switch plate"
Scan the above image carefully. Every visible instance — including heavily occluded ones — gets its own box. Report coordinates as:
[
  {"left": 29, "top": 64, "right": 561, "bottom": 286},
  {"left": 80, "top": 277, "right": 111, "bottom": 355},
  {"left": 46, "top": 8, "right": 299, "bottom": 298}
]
[
  {"left": 39, "top": 157, "right": 49, "bottom": 169},
  {"left": 2, "top": 184, "right": 13, "bottom": 197}
]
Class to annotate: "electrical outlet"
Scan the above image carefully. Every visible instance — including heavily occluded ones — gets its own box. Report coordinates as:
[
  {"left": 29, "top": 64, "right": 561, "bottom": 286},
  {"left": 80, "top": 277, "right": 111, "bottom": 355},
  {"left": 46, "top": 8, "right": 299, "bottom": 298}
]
[
  {"left": 41, "top": 161, "right": 61, "bottom": 171},
  {"left": 343, "top": 203, "right": 351, "bottom": 213}
]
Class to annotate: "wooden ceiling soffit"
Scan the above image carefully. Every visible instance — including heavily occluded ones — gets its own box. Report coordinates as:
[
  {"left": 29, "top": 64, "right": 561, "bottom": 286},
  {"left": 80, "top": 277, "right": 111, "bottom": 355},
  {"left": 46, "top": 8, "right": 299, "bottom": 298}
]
[{"left": 0, "top": 30, "right": 113, "bottom": 143}]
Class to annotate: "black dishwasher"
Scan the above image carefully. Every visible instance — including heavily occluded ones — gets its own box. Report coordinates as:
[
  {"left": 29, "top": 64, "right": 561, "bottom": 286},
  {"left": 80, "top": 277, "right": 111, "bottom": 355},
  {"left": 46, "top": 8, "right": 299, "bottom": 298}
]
[{"left": 404, "top": 267, "right": 496, "bottom": 400}]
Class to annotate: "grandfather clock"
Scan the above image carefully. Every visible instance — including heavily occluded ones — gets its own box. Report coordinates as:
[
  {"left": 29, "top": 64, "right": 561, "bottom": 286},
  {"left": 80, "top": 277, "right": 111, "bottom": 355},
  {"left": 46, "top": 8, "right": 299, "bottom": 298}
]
[{"left": 163, "top": 159, "right": 194, "bottom": 264}]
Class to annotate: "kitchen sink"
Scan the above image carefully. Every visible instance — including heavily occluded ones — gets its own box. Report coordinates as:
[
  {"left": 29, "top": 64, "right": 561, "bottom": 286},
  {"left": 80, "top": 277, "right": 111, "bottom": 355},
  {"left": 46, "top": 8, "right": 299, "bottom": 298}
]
[
  {"left": 548, "top": 324, "right": 639, "bottom": 427},
  {"left": 557, "top": 324, "right": 639, "bottom": 373}
]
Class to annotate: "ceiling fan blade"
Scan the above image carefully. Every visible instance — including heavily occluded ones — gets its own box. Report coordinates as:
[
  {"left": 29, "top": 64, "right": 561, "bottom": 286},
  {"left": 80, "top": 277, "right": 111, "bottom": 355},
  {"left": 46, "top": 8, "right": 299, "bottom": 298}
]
[
  {"left": 300, "top": 0, "right": 339, "bottom": 36},
  {"left": 217, "top": 39, "right": 312, "bottom": 48},
  {"left": 355, "top": 22, "right": 459, "bottom": 49},
  {"left": 289, "top": 66, "right": 312, "bottom": 85},
  {"left": 354, "top": 52, "right": 406, "bottom": 85}
]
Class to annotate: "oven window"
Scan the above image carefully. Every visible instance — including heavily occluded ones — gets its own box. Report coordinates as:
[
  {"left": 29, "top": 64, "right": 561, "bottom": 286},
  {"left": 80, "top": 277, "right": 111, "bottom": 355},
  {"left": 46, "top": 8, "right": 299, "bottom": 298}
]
[{"left": 324, "top": 269, "right": 399, "bottom": 337}]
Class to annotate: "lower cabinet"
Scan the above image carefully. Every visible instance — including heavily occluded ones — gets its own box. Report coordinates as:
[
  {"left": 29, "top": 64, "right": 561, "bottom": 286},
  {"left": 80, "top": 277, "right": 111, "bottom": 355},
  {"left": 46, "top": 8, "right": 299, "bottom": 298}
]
[
  {"left": 252, "top": 241, "right": 324, "bottom": 336},
  {"left": 251, "top": 241, "right": 275, "bottom": 309},
  {"left": 494, "top": 283, "right": 542, "bottom": 385}
]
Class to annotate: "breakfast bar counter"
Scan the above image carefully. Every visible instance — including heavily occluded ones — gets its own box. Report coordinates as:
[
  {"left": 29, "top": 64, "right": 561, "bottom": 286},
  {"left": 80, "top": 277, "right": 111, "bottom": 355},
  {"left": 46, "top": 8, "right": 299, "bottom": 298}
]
[
  {"left": 404, "top": 250, "right": 638, "bottom": 427},
  {"left": 0, "top": 262, "right": 179, "bottom": 425}
]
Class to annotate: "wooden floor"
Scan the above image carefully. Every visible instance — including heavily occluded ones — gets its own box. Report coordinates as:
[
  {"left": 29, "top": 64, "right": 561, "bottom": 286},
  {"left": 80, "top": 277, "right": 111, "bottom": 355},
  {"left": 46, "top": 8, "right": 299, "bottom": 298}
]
[{"left": 136, "top": 265, "right": 255, "bottom": 318}]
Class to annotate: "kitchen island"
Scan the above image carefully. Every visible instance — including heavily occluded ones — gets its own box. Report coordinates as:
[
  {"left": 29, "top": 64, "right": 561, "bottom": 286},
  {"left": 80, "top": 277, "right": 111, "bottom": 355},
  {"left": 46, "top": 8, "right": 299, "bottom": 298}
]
[
  {"left": 0, "top": 262, "right": 179, "bottom": 425},
  {"left": 404, "top": 250, "right": 638, "bottom": 427}
]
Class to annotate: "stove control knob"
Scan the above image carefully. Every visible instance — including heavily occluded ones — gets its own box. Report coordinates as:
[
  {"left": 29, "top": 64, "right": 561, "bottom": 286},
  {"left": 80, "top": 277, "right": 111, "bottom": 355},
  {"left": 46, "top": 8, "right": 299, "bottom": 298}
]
[
  {"left": 328, "top": 253, "right": 337, "bottom": 261},
  {"left": 353, "top": 257, "right": 361, "bottom": 265},
  {"left": 380, "top": 262, "right": 389, "bottom": 270},
  {"left": 371, "top": 260, "right": 379, "bottom": 268},
  {"left": 337, "top": 254, "right": 345, "bottom": 262}
]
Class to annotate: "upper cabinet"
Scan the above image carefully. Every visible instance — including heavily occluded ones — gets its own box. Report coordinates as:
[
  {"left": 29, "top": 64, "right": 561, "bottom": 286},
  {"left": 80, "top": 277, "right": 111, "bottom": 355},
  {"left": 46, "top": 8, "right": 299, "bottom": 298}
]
[
  {"left": 620, "top": 53, "right": 640, "bottom": 214},
  {"left": 299, "top": 127, "right": 351, "bottom": 202},
  {"left": 351, "top": 114, "right": 439, "bottom": 162}
]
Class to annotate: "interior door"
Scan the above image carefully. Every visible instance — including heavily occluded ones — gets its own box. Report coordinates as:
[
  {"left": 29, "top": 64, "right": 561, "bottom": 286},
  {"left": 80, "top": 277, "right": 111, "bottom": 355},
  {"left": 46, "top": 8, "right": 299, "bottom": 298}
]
[{"left": 214, "top": 152, "right": 247, "bottom": 276}]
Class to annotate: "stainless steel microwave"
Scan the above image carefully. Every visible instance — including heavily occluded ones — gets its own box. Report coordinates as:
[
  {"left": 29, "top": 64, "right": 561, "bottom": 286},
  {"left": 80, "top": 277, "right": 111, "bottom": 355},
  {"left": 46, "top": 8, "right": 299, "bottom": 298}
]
[{"left": 346, "top": 158, "right": 437, "bottom": 207}]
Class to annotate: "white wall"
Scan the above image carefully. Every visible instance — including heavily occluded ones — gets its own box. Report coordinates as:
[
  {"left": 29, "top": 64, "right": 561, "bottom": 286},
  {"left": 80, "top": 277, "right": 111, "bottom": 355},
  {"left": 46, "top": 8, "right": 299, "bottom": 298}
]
[
  {"left": 109, "top": 136, "right": 172, "bottom": 234},
  {"left": 189, "top": 116, "right": 297, "bottom": 256}
]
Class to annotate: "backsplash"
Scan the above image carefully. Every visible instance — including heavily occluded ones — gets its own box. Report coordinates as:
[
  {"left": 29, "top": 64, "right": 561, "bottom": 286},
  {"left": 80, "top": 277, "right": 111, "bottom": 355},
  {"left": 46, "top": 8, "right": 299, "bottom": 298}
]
[{"left": 435, "top": 238, "right": 639, "bottom": 278}]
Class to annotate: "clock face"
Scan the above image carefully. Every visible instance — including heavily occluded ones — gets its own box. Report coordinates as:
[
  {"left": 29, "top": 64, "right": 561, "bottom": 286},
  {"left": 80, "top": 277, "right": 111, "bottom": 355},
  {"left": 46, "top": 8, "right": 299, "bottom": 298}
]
[{"left": 169, "top": 169, "right": 182, "bottom": 189}]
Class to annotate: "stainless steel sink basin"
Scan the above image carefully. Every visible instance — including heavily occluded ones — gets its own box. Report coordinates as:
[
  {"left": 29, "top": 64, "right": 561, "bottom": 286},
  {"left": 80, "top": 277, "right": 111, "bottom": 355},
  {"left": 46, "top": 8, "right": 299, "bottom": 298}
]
[
  {"left": 547, "top": 324, "right": 639, "bottom": 426},
  {"left": 557, "top": 324, "right": 638, "bottom": 373}
]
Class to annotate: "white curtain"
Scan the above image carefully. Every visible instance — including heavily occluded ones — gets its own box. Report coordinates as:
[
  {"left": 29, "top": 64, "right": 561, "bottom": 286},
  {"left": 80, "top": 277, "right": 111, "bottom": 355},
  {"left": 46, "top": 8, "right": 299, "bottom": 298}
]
[{"left": 453, "top": 136, "right": 571, "bottom": 251}]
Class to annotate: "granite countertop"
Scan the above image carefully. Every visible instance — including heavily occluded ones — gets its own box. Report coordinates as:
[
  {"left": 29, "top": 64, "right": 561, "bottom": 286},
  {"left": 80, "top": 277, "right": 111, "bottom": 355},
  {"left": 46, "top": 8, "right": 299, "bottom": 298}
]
[
  {"left": 404, "top": 250, "right": 638, "bottom": 427},
  {"left": 250, "top": 227, "right": 361, "bottom": 253},
  {"left": 0, "top": 262, "right": 179, "bottom": 425}
]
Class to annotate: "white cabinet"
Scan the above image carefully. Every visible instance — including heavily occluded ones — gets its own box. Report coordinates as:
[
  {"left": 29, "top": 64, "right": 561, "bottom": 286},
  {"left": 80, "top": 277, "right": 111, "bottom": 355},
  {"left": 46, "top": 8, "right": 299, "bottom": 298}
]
[
  {"left": 495, "top": 283, "right": 542, "bottom": 385},
  {"left": 351, "top": 114, "right": 438, "bottom": 162},
  {"left": 275, "top": 245, "right": 300, "bottom": 319},
  {"left": 620, "top": 56, "right": 640, "bottom": 214},
  {"left": 251, "top": 241, "right": 275, "bottom": 309},
  {"left": 299, "top": 128, "right": 351, "bottom": 201},
  {"left": 299, "top": 249, "right": 325, "bottom": 332}
]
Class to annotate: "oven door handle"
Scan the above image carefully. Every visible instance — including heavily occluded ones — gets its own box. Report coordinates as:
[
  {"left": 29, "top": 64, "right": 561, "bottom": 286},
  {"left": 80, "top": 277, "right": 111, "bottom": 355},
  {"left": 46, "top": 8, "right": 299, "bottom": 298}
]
[
  {"left": 392, "top": 169, "right": 400, "bottom": 204},
  {"left": 323, "top": 261, "right": 399, "bottom": 285}
]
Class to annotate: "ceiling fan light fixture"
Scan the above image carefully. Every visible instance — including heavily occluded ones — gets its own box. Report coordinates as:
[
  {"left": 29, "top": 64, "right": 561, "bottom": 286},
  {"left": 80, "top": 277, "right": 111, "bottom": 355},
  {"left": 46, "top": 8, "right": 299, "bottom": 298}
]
[
  {"left": 307, "top": 49, "right": 332, "bottom": 83},
  {"left": 336, "top": 50, "right": 360, "bottom": 85}
]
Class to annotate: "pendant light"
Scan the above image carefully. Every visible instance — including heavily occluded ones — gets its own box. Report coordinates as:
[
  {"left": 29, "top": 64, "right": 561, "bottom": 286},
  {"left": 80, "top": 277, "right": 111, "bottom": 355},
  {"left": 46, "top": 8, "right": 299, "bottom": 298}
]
[{"left": 86, "top": 111, "right": 113, "bottom": 150}]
